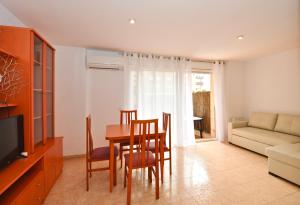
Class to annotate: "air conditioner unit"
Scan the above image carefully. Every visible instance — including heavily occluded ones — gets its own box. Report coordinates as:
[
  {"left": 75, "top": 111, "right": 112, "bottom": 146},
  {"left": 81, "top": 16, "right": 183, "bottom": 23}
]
[{"left": 86, "top": 55, "right": 125, "bottom": 71}]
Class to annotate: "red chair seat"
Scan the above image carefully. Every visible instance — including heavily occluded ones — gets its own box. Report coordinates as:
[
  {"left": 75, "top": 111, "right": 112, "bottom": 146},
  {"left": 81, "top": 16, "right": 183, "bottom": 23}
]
[
  {"left": 124, "top": 151, "right": 155, "bottom": 169},
  {"left": 91, "top": 146, "right": 118, "bottom": 161},
  {"left": 147, "top": 141, "right": 170, "bottom": 152}
]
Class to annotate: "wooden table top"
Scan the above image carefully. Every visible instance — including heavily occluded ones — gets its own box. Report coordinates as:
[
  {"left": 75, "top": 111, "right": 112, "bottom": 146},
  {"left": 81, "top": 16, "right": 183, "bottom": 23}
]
[{"left": 105, "top": 124, "right": 166, "bottom": 141}]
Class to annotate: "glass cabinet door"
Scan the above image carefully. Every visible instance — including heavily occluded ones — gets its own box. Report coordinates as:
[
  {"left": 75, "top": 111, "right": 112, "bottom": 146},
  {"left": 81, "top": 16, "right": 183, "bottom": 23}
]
[
  {"left": 46, "top": 45, "right": 54, "bottom": 138},
  {"left": 33, "top": 35, "right": 43, "bottom": 145}
]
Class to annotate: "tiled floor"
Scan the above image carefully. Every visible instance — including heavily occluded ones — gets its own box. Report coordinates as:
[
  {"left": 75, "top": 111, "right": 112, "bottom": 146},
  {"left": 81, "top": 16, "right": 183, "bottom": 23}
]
[{"left": 44, "top": 142, "right": 300, "bottom": 205}]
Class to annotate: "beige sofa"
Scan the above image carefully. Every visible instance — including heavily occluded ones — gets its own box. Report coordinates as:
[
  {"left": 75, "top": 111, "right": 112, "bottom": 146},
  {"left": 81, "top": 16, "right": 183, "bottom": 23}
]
[{"left": 228, "top": 112, "right": 300, "bottom": 185}]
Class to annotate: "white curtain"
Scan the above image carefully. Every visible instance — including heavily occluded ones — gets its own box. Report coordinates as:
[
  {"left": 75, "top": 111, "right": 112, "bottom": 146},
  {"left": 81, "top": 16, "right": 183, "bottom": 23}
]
[
  {"left": 123, "top": 53, "right": 195, "bottom": 147},
  {"left": 213, "top": 61, "right": 226, "bottom": 142}
]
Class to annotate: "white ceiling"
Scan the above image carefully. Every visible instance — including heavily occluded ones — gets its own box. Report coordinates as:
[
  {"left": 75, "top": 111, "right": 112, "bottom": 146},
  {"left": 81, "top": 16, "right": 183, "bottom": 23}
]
[{"left": 1, "top": 0, "right": 299, "bottom": 60}]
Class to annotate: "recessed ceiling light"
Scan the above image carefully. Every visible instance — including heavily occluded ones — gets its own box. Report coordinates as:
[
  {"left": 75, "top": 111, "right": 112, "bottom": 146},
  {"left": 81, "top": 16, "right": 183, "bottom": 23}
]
[
  {"left": 237, "top": 35, "right": 244, "bottom": 40},
  {"left": 129, "top": 18, "right": 136, "bottom": 24}
]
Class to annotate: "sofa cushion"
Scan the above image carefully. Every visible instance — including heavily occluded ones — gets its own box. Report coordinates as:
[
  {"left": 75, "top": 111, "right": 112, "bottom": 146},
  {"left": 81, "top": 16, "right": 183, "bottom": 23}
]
[
  {"left": 232, "top": 127, "right": 300, "bottom": 146},
  {"left": 248, "top": 112, "right": 278, "bottom": 131},
  {"left": 274, "top": 114, "right": 300, "bottom": 137},
  {"left": 266, "top": 143, "right": 300, "bottom": 169}
]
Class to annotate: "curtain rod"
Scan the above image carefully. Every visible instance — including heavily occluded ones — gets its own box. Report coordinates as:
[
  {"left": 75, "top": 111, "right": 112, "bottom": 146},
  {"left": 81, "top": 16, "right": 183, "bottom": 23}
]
[
  {"left": 125, "top": 52, "right": 214, "bottom": 64},
  {"left": 87, "top": 47, "right": 215, "bottom": 64},
  {"left": 191, "top": 59, "right": 214, "bottom": 64}
]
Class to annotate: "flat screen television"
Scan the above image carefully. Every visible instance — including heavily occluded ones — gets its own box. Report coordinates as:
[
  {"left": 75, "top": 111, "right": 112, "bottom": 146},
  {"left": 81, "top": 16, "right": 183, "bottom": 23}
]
[{"left": 0, "top": 115, "right": 24, "bottom": 168}]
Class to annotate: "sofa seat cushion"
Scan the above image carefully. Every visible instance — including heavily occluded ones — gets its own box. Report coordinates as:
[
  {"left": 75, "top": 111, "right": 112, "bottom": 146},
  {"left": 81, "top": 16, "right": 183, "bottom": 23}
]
[
  {"left": 232, "top": 127, "right": 300, "bottom": 146},
  {"left": 266, "top": 143, "right": 300, "bottom": 169},
  {"left": 248, "top": 112, "right": 278, "bottom": 131},
  {"left": 274, "top": 114, "right": 300, "bottom": 137}
]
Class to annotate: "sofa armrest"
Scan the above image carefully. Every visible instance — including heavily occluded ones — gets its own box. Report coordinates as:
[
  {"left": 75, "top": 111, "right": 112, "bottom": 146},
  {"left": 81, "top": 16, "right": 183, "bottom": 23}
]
[{"left": 228, "top": 120, "right": 248, "bottom": 142}]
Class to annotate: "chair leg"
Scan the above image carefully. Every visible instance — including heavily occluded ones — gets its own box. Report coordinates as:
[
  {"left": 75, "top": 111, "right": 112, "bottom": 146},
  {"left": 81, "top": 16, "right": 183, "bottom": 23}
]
[
  {"left": 86, "top": 161, "right": 89, "bottom": 191},
  {"left": 148, "top": 167, "right": 152, "bottom": 183},
  {"left": 89, "top": 162, "right": 92, "bottom": 177},
  {"left": 120, "top": 146, "right": 123, "bottom": 169},
  {"left": 160, "top": 154, "right": 164, "bottom": 184},
  {"left": 127, "top": 167, "right": 132, "bottom": 205},
  {"left": 124, "top": 166, "right": 127, "bottom": 188},
  {"left": 169, "top": 153, "right": 172, "bottom": 175},
  {"left": 160, "top": 162, "right": 164, "bottom": 184},
  {"left": 113, "top": 157, "right": 117, "bottom": 185},
  {"left": 155, "top": 167, "right": 159, "bottom": 199}
]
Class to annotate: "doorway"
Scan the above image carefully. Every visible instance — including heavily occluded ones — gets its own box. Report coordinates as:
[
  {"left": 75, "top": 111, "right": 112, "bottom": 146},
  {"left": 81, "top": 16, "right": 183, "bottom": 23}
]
[{"left": 192, "top": 72, "right": 216, "bottom": 141}]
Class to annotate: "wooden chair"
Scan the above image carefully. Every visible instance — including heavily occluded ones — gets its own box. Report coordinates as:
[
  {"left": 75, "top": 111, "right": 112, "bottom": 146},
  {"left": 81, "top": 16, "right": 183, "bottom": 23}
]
[
  {"left": 124, "top": 119, "right": 160, "bottom": 205},
  {"left": 86, "top": 115, "right": 118, "bottom": 191},
  {"left": 147, "top": 112, "right": 172, "bottom": 183},
  {"left": 119, "top": 109, "right": 138, "bottom": 168}
]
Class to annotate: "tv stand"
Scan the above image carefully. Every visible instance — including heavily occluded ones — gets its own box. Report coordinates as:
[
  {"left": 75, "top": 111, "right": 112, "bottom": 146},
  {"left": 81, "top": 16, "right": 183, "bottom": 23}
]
[{"left": 0, "top": 137, "right": 63, "bottom": 205}]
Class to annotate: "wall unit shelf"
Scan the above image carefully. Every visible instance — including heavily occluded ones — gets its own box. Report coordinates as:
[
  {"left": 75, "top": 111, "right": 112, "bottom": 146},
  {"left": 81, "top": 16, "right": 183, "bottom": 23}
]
[
  {"left": 0, "top": 104, "right": 17, "bottom": 109},
  {"left": 0, "top": 25, "right": 61, "bottom": 205}
]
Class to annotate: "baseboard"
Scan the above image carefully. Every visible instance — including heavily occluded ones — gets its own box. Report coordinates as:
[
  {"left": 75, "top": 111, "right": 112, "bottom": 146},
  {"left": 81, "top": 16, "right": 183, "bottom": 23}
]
[{"left": 63, "top": 154, "right": 85, "bottom": 159}]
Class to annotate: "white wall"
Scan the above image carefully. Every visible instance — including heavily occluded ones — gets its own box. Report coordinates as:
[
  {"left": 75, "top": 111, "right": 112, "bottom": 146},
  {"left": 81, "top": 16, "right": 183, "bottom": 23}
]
[
  {"left": 55, "top": 48, "right": 124, "bottom": 155},
  {"left": 0, "top": 3, "right": 24, "bottom": 26},
  {"left": 86, "top": 69, "right": 124, "bottom": 147},
  {"left": 224, "top": 61, "right": 246, "bottom": 120},
  {"left": 85, "top": 49, "right": 124, "bottom": 148},
  {"left": 55, "top": 46, "right": 87, "bottom": 156},
  {"left": 244, "top": 48, "right": 300, "bottom": 115},
  {"left": 225, "top": 48, "right": 300, "bottom": 121}
]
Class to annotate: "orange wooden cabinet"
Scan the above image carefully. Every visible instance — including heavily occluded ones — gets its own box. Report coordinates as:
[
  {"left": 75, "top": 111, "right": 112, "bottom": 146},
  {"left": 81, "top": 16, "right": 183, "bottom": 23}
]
[
  {"left": 0, "top": 26, "right": 61, "bottom": 205},
  {"left": 0, "top": 25, "right": 55, "bottom": 154},
  {"left": 44, "top": 138, "right": 63, "bottom": 196},
  {"left": 0, "top": 138, "right": 63, "bottom": 205}
]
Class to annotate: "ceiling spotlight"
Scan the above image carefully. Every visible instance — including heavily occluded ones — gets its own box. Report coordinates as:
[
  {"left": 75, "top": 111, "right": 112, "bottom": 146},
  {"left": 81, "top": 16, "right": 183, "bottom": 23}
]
[
  {"left": 129, "top": 18, "right": 136, "bottom": 24},
  {"left": 237, "top": 35, "right": 244, "bottom": 40}
]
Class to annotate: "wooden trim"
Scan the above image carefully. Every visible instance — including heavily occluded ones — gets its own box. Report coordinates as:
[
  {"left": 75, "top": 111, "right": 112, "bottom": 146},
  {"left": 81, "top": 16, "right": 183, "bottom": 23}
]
[
  {"left": 30, "top": 31, "right": 35, "bottom": 154},
  {"left": 42, "top": 42, "right": 47, "bottom": 145},
  {"left": 63, "top": 154, "right": 85, "bottom": 159},
  {"left": 52, "top": 47, "right": 56, "bottom": 137}
]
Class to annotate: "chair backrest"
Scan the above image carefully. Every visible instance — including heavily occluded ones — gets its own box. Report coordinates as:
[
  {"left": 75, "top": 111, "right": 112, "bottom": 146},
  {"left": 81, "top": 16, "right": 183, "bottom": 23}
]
[
  {"left": 128, "top": 119, "right": 159, "bottom": 168},
  {"left": 86, "top": 115, "right": 94, "bottom": 160},
  {"left": 120, "top": 109, "right": 137, "bottom": 124},
  {"left": 162, "top": 112, "right": 171, "bottom": 148}
]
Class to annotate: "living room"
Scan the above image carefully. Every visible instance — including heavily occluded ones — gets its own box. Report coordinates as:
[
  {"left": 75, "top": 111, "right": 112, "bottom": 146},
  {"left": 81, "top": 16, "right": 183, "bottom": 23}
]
[{"left": 0, "top": 0, "right": 299, "bottom": 205}]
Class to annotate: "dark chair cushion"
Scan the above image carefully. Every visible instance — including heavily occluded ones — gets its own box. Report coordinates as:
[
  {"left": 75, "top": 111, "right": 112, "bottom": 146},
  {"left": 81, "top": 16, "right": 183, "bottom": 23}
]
[
  {"left": 91, "top": 146, "right": 118, "bottom": 161},
  {"left": 124, "top": 151, "right": 155, "bottom": 169}
]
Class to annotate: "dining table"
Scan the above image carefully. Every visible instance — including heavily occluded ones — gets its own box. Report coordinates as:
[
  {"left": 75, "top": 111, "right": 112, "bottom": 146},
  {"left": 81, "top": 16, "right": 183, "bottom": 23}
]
[{"left": 105, "top": 124, "right": 166, "bottom": 192}]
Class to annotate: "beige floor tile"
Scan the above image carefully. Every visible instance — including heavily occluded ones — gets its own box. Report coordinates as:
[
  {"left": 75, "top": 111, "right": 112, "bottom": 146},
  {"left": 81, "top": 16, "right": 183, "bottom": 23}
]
[
  {"left": 43, "top": 142, "right": 299, "bottom": 205},
  {"left": 267, "top": 191, "right": 300, "bottom": 205}
]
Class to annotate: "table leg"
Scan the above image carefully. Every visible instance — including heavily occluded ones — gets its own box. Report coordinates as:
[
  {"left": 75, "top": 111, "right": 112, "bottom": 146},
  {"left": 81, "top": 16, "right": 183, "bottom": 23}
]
[{"left": 109, "top": 141, "right": 114, "bottom": 192}]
